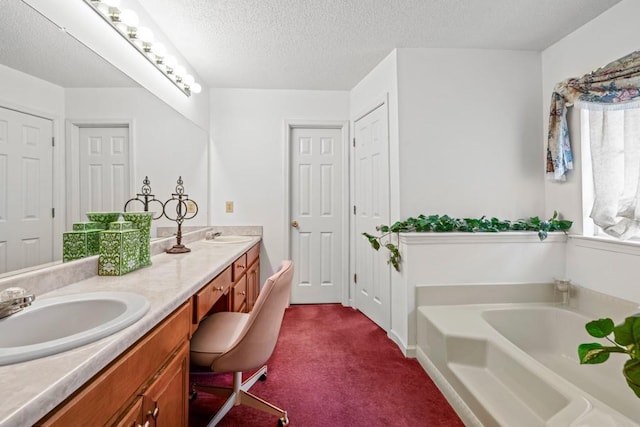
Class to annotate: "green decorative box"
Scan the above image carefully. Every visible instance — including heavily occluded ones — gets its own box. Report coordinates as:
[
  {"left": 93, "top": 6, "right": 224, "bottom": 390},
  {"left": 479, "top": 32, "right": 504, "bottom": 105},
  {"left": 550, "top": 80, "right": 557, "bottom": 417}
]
[
  {"left": 122, "top": 212, "right": 154, "bottom": 267},
  {"left": 98, "top": 229, "right": 141, "bottom": 276},
  {"left": 108, "top": 221, "right": 134, "bottom": 231},
  {"left": 63, "top": 230, "right": 101, "bottom": 262},
  {"left": 72, "top": 221, "right": 104, "bottom": 231}
]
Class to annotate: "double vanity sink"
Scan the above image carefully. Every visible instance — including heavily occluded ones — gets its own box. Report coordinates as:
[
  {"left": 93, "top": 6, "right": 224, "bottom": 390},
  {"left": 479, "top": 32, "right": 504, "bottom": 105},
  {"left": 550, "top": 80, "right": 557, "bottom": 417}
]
[
  {"left": 0, "top": 230, "right": 261, "bottom": 427},
  {"left": 0, "top": 292, "right": 149, "bottom": 366}
]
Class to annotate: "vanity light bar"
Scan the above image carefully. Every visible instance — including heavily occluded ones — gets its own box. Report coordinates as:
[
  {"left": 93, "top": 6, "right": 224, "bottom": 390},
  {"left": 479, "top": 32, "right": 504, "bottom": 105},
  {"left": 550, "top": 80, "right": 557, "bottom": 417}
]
[{"left": 83, "top": 0, "right": 202, "bottom": 96}]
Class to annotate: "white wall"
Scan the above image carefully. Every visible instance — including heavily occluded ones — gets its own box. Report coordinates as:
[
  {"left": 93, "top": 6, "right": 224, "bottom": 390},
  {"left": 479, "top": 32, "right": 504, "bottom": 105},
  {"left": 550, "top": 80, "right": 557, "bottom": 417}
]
[
  {"left": 209, "top": 89, "right": 349, "bottom": 276},
  {"left": 65, "top": 88, "right": 209, "bottom": 234},
  {"left": 397, "top": 48, "right": 544, "bottom": 220},
  {"left": 542, "top": 0, "right": 640, "bottom": 303}
]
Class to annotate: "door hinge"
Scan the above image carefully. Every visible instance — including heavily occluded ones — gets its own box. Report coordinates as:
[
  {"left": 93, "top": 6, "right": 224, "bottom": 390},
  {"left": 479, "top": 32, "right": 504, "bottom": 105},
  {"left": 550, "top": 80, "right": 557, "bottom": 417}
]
[
  {"left": 354, "top": 273, "right": 357, "bottom": 284},
  {"left": 352, "top": 137, "right": 355, "bottom": 147},
  {"left": 51, "top": 137, "right": 55, "bottom": 147},
  {"left": 353, "top": 205, "right": 356, "bottom": 215},
  {"left": 51, "top": 208, "right": 55, "bottom": 218}
]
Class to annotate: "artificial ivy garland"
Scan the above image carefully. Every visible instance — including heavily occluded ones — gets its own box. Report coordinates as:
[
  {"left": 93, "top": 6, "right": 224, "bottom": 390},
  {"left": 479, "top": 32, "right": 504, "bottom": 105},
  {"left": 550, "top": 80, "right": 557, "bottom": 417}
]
[{"left": 363, "top": 211, "right": 572, "bottom": 272}]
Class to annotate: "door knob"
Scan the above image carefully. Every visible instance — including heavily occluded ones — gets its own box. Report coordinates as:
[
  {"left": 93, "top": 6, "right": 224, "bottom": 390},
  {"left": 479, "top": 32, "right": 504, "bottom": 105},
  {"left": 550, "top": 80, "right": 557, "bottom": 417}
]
[{"left": 291, "top": 220, "right": 299, "bottom": 228}]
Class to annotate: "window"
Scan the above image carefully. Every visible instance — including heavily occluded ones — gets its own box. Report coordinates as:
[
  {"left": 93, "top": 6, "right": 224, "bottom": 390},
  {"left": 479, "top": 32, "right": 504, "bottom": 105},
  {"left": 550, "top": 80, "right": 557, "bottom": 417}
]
[{"left": 580, "top": 100, "right": 640, "bottom": 240}]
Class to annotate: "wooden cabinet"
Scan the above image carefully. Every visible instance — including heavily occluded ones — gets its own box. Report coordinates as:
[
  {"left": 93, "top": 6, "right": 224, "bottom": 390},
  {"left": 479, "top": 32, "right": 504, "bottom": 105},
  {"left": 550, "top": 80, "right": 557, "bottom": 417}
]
[
  {"left": 246, "top": 259, "right": 260, "bottom": 311},
  {"left": 231, "top": 243, "right": 260, "bottom": 313},
  {"left": 36, "top": 302, "right": 191, "bottom": 427},
  {"left": 192, "top": 266, "right": 232, "bottom": 327}
]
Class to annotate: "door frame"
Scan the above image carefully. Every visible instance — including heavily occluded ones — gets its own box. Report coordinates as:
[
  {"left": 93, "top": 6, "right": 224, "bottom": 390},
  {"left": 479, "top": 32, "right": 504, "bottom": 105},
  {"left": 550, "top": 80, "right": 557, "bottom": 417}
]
[
  {"left": 349, "top": 94, "right": 391, "bottom": 324},
  {"left": 65, "top": 119, "right": 135, "bottom": 229},
  {"left": 283, "top": 120, "right": 350, "bottom": 305}
]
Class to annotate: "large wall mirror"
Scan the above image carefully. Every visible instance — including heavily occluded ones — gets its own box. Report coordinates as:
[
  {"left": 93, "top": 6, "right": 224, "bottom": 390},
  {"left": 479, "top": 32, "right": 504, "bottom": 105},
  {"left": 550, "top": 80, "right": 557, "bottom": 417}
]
[{"left": 0, "top": 1, "right": 209, "bottom": 277}]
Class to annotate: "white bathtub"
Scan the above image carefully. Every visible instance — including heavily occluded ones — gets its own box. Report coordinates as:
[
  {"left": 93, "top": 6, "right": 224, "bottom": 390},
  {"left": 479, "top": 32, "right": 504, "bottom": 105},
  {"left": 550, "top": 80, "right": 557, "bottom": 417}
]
[{"left": 416, "top": 303, "right": 640, "bottom": 426}]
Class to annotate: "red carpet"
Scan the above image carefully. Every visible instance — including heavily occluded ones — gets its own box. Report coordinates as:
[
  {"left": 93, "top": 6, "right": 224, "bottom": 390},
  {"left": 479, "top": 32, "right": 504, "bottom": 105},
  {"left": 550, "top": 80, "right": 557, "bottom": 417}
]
[{"left": 189, "top": 304, "right": 463, "bottom": 426}]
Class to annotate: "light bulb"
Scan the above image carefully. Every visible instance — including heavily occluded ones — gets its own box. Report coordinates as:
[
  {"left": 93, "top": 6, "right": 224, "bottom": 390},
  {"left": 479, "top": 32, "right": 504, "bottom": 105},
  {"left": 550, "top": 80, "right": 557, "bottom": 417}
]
[
  {"left": 174, "top": 65, "right": 186, "bottom": 78},
  {"left": 137, "top": 26, "right": 154, "bottom": 43},
  {"left": 152, "top": 43, "right": 166, "bottom": 58},
  {"left": 164, "top": 55, "right": 177, "bottom": 68},
  {"left": 183, "top": 74, "right": 195, "bottom": 86},
  {"left": 191, "top": 83, "right": 202, "bottom": 94},
  {"left": 120, "top": 9, "right": 139, "bottom": 27}
]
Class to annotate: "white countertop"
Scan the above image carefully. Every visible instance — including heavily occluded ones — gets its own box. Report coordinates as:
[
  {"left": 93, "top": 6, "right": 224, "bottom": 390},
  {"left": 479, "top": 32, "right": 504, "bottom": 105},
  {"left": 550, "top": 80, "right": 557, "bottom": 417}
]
[{"left": 0, "top": 236, "right": 260, "bottom": 427}]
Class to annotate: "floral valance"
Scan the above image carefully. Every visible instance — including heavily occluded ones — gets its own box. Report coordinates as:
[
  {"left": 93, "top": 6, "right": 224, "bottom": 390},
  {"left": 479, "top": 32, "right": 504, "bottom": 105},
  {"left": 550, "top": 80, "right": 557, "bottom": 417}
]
[{"left": 547, "top": 50, "right": 640, "bottom": 181}]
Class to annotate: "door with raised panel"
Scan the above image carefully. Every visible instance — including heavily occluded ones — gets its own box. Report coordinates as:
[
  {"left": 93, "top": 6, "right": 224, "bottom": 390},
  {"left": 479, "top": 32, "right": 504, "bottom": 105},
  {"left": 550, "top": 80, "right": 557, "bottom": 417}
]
[
  {"left": 353, "top": 102, "right": 390, "bottom": 331},
  {"left": 78, "top": 126, "right": 129, "bottom": 214},
  {"left": 289, "top": 126, "right": 344, "bottom": 304},
  {"left": 0, "top": 106, "right": 53, "bottom": 274}
]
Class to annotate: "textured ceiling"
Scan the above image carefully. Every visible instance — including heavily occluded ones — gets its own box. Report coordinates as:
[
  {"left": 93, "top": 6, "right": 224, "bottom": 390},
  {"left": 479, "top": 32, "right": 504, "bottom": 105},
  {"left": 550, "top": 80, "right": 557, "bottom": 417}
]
[
  {"left": 0, "top": 0, "right": 623, "bottom": 91},
  {"left": 138, "top": 0, "right": 623, "bottom": 90}
]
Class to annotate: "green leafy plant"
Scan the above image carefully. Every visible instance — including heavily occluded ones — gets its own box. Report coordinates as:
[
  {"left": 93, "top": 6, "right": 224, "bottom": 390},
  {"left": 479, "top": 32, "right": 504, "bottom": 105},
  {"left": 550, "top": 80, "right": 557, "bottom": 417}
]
[
  {"left": 578, "top": 315, "right": 640, "bottom": 398},
  {"left": 363, "top": 211, "right": 572, "bottom": 272}
]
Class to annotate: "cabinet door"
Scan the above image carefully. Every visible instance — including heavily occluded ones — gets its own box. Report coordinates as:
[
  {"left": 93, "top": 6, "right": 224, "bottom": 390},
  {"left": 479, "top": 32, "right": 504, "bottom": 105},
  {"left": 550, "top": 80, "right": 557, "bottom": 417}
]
[
  {"left": 110, "top": 396, "right": 144, "bottom": 427},
  {"left": 142, "top": 342, "right": 189, "bottom": 427},
  {"left": 247, "top": 260, "right": 260, "bottom": 312},
  {"left": 232, "top": 275, "right": 247, "bottom": 312}
]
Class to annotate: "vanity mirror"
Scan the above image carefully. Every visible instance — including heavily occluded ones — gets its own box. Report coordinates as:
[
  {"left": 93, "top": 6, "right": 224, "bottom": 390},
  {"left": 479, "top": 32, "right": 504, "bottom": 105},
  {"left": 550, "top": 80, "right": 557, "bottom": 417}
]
[{"left": 0, "top": 1, "right": 209, "bottom": 277}]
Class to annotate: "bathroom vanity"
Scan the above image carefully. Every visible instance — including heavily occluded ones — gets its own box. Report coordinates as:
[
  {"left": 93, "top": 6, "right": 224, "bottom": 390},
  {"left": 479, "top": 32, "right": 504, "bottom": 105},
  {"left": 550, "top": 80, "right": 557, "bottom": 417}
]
[{"left": 0, "top": 231, "right": 261, "bottom": 427}]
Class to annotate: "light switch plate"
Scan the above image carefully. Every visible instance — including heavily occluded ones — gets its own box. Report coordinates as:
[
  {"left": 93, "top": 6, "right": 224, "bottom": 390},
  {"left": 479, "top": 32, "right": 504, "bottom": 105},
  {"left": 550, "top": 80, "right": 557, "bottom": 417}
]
[{"left": 225, "top": 201, "right": 234, "bottom": 213}]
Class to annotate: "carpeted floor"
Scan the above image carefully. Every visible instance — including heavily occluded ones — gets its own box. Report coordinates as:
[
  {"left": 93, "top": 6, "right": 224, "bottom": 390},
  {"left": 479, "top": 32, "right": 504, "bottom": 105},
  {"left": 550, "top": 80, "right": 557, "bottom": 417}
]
[{"left": 189, "top": 304, "right": 464, "bottom": 426}]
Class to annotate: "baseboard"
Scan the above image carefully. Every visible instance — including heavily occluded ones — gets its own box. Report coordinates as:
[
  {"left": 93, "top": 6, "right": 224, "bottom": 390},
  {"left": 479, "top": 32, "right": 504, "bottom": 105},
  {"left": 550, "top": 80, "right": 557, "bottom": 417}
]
[{"left": 387, "top": 329, "right": 416, "bottom": 358}]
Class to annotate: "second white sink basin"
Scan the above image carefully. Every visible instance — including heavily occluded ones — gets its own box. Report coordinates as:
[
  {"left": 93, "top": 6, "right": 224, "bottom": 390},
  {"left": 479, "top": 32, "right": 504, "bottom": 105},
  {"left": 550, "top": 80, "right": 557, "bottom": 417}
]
[
  {"left": 204, "top": 235, "right": 253, "bottom": 244},
  {"left": 0, "top": 291, "right": 149, "bottom": 365}
]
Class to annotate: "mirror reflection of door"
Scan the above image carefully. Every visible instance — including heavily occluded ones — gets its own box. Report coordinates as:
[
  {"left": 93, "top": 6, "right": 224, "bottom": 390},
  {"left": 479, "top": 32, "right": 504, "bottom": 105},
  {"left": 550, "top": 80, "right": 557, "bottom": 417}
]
[
  {"left": 0, "top": 106, "right": 54, "bottom": 274},
  {"left": 77, "top": 126, "right": 130, "bottom": 216}
]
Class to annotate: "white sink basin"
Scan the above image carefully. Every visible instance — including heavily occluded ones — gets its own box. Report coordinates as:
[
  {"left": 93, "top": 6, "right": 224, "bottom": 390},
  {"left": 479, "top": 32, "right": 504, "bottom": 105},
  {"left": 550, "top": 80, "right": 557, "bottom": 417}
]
[
  {"left": 0, "top": 291, "right": 149, "bottom": 365},
  {"left": 204, "top": 235, "right": 253, "bottom": 244}
]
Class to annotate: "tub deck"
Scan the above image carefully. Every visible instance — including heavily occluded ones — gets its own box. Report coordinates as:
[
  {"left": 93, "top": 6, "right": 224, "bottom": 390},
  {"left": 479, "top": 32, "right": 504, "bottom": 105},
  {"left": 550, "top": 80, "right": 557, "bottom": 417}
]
[{"left": 417, "top": 303, "right": 640, "bottom": 426}]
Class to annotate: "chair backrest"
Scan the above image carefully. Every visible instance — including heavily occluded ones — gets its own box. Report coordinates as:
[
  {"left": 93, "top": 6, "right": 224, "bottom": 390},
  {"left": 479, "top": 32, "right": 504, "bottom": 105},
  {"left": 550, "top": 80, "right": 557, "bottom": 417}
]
[{"left": 211, "top": 260, "right": 293, "bottom": 373}]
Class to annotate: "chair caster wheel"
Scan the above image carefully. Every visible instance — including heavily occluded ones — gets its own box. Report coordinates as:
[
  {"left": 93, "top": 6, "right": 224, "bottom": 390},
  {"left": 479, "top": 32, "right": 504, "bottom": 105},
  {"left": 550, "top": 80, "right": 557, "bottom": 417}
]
[
  {"left": 259, "top": 373, "right": 267, "bottom": 381},
  {"left": 278, "top": 415, "right": 289, "bottom": 426}
]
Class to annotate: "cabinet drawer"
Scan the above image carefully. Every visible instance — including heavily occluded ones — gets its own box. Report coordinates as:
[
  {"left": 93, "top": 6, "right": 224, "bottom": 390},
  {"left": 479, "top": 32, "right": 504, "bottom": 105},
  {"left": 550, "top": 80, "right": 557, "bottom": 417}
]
[
  {"left": 37, "top": 302, "right": 191, "bottom": 426},
  {"left": 232, "top": 275, "right": 247, "bottom": 312},
  {"left": 246, "top": 243, "right": 260, "bottom": 267},
  {"left": 193, "top": 266, "right": 232, "bottom": 324},
  {"left": 233, "top": 254, "right": 247, "bottom": 281}
]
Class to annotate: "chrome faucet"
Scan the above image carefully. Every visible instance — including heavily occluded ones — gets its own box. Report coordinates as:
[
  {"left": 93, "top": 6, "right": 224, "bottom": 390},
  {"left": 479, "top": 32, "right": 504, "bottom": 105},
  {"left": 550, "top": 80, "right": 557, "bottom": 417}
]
[
  {"left": 0, "top": 287, "right": 35, "bottom": 319},
  {"left": 206, "top": 231, "right": 222, "bottom": 240},
  {"left": 554, "top": 279, "right": 571, "bottom": 306}
]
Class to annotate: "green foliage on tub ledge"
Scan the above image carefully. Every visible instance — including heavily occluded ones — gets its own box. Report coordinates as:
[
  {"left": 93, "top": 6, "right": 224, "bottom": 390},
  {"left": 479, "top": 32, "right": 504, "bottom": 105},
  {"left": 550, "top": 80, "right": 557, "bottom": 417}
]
[
  {"left": 362, "top": 211, "right": 572, "bottom": 272},
  {"left": 579, "top": 315, "right": 640, "bottom": 398}
]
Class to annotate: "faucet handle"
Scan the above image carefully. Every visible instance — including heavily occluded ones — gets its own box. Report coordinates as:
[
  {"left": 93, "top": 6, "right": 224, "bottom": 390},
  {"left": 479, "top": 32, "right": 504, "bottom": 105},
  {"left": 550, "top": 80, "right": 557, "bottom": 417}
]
[{"left": 0, "top": 287, "right": 29, "bottom": 302}]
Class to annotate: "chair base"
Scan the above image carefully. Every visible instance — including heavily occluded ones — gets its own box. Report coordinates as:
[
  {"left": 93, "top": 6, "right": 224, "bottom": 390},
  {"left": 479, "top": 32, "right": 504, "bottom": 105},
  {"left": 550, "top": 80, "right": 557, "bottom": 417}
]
[{"left": 193, "top": 366, "right": 289, "bottom": 426}]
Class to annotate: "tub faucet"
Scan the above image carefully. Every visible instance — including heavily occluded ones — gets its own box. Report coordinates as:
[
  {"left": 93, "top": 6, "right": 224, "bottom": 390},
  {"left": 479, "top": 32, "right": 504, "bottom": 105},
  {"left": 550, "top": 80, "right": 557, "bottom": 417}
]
[
  {"left": 554, "top": 279, "right": 571, "bottom": 306},
  {"left": 0, "top": 287, "right": 35, "bottom": 319}
]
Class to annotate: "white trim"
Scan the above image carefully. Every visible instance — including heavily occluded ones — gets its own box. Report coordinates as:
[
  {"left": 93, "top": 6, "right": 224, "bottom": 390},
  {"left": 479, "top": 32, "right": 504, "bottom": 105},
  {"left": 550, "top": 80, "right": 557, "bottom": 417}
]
[
  {"left": 399, "top": 231, "right": 568, "bottom": 245},
  {"left": 66, "top": 118, "right": 135, "bottom": 229},
  {"left": 283, "top": 120, "right": 350, "bottom": 305},
  {"left": 570, "top": 235, "right": 640, "bottom": 256}
]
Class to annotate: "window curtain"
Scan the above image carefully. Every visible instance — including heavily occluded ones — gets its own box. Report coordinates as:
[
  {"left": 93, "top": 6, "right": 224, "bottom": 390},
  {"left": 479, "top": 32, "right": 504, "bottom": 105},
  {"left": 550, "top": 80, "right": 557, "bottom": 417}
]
[
  {"left": 582, "top": 101, "right": 640, "bottom": 239},
  {"left": 547, "top": 50, "right": 640, "bottom": 181}
]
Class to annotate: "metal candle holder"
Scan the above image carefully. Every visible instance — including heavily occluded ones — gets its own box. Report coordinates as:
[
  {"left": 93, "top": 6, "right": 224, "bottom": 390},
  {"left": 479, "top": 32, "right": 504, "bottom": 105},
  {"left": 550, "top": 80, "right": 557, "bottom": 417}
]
[
  {"left": 123, "top": 176, "right": 164, "bottom": 219},
  {"left": 162, "top": 176, "right": 198, "bottom": 254}
]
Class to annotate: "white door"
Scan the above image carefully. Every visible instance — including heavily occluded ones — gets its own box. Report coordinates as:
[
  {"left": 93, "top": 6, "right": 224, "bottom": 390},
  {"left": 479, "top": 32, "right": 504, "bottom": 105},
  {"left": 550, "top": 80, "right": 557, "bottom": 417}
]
[
  {"left": 289, "top": 126, "right": 345, "bottom": 304},
  {"left": 78, "top": 127, "right": 130, "bottom": 214},
  {"left": 0, "top": 107, "right": 53, "bottom": 274},
  {"left": 354, "top": 103, "right": 390, "bottom": 330}
]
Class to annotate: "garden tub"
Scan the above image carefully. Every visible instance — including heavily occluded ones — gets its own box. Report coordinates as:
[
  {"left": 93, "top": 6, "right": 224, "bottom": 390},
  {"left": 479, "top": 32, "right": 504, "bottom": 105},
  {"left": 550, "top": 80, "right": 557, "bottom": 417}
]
[{"left": 416, "top": 303, "right": 640, "bottom": 426}]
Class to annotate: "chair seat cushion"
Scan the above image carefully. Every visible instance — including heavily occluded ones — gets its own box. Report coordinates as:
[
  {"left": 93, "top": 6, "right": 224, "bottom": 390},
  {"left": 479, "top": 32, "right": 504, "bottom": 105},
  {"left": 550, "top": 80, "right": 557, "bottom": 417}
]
[{"left": 191, "top": 311, "right": 250, "bottom": 368}]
